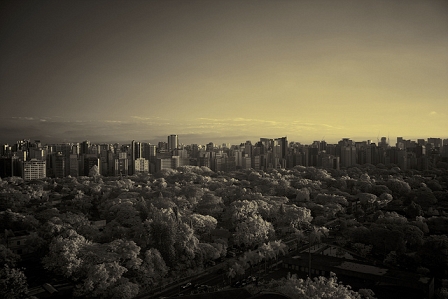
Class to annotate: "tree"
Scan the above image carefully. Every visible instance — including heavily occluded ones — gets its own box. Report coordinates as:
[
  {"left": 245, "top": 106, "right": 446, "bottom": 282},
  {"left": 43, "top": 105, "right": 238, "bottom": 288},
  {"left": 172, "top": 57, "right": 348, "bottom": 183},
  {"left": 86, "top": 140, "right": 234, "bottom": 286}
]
[
  {"left": 352, "top": 243, "right": 373, "bottom": 258},
  {"left": 244, "top": 249, "right": 263, "bottom": 268},
  {"left": 348, "top": 226, "right": 371, "bottom": 244},
  {"left": 73, "top": 263, "right": 139, "bottom": 299},
  {"left": 370, "top": 224, "right": 406, "bottom": 254},
  {"left": 270, "top": 240, "right": 287, "bottom": 262},
  {"left": 138, "top": 248, "right": 169, "bottom": 290},
  {"left": 404, "top": 201, "right": 423, "bottom": 219},
  {"left": 384, "top": 178, "right": 411, "bottom": 199},
  {"left": 44, "top": 230, "right": 143, "bottom": 298},
  {"left": 194, "top": 192, "right": 224, "bottom": 218},
  {"left": 307, "top": 226, "right": 328, "bottom": 277},
  {"left": 0, "top": 244, "right": 21, "bottom": 267},
  {"left": 224, "top": 200, "right": 259, "bottom": 225},
  {"left": 277, "top": 205, "right": 313, "bottom": 228},
  {"left": 43, "top": 229, "right": 91, "bottom": 279},
  {"left": 198, "top": 243, "right": 220, "bottom": 263},
  {"left": 295, "top": 188, "right": 311, "bottom": 203},
  {"left": 234, "top": 215, "right": 275, "bottom": 248},
  {"left": 149, "top": 216, "right": 177, "bottom": 267},
  {"left": 0, "top": 265, "right": 29, "bottom": 299},
  {"left": 174, "top": 222, "right": 200, "bottom": 267},
  {"left": 294, "top": 229, "right": 307, "bottom": 251},
  {"left": 419, "top": 235, "right": 448, "bottom": 276},
  {"left": 188, "top": 213, "right": 217, "bottom": 236},
  {"left": 314, "top": 193, "right": 348, "bottom": 206},
  {"left": 275, "top": 272, "right": 376, "bottom": 299},
  {"left": 227, "top": 267, "right": 236, "bottom": 286},
  {"left": 409, "top": 187, "right": 438, "bottom": 209}
]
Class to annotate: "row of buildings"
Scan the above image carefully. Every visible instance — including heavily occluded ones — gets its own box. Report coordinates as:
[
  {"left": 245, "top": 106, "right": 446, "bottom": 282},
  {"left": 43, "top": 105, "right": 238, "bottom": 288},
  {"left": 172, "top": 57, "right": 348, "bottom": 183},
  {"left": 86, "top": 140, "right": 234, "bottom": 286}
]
[{"left": 1, "top": 135, "right": 448, "bottom": 180}]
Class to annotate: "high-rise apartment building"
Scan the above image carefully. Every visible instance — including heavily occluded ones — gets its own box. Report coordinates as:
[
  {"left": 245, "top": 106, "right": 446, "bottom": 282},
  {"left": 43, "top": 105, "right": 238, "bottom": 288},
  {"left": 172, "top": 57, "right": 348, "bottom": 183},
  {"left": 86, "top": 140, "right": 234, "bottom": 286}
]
[
  {"left": 428, "top": 138, "right": 442, "bottom": 148},
  {"left": 156, "top": 156, "right": 180, "bottom": 172},
  {"left": 22, "top": 159, "right": 46, "bottom": 181},
  {"left": 69, "top": 154, "right": 79, "bottom": 177},
  {"left": 135, "top": 158, "right": 149, "bottom": 173},
  {"left": 114, "top": 156, "right": 129, "bottom": 176},
  {"left": 50, "top": 152, "right": 66, "bottom": 178}
]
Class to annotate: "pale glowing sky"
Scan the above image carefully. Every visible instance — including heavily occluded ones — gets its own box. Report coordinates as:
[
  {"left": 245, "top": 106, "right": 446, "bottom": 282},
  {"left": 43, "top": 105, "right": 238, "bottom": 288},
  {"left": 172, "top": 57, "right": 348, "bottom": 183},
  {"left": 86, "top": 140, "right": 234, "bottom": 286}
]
[{"left": 1, "top": 0, "right": 447, "bottom": 145}]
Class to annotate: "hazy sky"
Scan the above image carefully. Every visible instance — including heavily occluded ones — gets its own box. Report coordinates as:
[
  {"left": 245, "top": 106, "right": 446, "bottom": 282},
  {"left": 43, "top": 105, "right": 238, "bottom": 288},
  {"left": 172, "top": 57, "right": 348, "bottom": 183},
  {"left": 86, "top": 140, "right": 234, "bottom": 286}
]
[{"left": 1, "top": 0, "right": 447, "bottom": 145}]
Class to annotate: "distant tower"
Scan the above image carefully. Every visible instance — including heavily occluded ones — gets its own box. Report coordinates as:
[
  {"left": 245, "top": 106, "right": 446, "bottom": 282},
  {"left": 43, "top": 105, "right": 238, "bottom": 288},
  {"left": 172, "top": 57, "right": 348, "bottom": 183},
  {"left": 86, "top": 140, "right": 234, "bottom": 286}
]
[
  {"left": 130, "top": 140, "right": 136, "bottom": 175},
  {"left": 81, "top": 140, "right": 90, "bottom": 155},
  {"left": 168, "top": 135, "right": 178, "bottom": 152},
  {"left": 274, "top": 137, "right": 288, "bottom": 159}
]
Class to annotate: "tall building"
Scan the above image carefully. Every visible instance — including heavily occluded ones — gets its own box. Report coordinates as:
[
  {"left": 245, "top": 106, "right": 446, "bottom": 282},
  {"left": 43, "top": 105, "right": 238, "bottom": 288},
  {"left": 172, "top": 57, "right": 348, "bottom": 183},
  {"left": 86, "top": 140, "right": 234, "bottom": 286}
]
[
  {"left": 134, "top": 158, "right": 149, "bottom": 173},
  {"left": 22, "top": 159, "right": 46, "bottom": 181},
  {"left": 168, "top": 135, "right": 178, "bottom": 152},
  {"left": 308, "top": 147, "right": 319, "bottom": 167},
  {"left": 234, "top": 149, "right": 243, "bottom": 168},
  {"left": 206, "top": 142, "right": 214, "bottom": 152},
  {"left": 114, "top": 152, "right": 129, "bottom": 176},
  {"left": 244, "top": 141, "right": 253, "bottom": 157},
  {"left": 337, "top": 138, "right": 356, "bottom": 168},
  {"left": 29, "top": 148, "right": 46, "bottom": 160},
  {"left": 157, "top": 142, "right": 168, "bottom": 152},
  {"left": 156, "top": 156, "right": 180, "bottom": 172},
  {"left": 0, "top": 156, "right": 21, "bottom": 178},
  {"left": 130, "top": 140, "right": 137, "bottom": 175},
  {"left": 83, "top": 156, "right": 100, "bottom": 176},
  {"left": 189, "top": 144, "right": 198, "bottom": 159},
  {"left": 69, "top": 154, "right": 79, "bottom": 177},
  {"left": 274, "top": 137, "right": 288, "bottom": 159},
  {"left": 81, "top": 140, "right": 90, "bottom": 155},
  {"left": 428, "top": 138, "right": 442, "bottom": 148},
  {"left": 50, "top": 152, "right": 66, "bottom": 178}
]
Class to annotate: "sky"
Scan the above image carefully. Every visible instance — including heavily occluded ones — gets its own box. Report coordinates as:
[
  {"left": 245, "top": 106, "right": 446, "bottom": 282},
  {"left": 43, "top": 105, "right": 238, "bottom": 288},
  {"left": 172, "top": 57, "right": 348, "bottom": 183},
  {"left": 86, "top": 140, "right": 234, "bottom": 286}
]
[{"left": 1, "top": 0, "right": 447, "bottom": 146}]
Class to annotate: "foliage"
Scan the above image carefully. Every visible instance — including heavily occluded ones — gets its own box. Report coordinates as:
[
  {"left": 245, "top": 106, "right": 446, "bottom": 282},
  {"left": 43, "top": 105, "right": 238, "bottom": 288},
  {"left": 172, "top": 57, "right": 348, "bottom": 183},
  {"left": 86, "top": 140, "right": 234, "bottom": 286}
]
[
  {"left": 274, "top": 272, "right": 376, "bottom": 299},
  {"left": 2, "top": 163, "right": 446, "bottom": 297},
  {"left": 234, "top": 215, "right": 275, "bottom": 247},
  {"left": 0, "top": 244, "right": 21, "bottom": 267},
  {"left": 0, "top": 265, "right": 29, "bottom": 299},
  {"left": 138, "top": 248, "right": 169, "bottom": 289}
]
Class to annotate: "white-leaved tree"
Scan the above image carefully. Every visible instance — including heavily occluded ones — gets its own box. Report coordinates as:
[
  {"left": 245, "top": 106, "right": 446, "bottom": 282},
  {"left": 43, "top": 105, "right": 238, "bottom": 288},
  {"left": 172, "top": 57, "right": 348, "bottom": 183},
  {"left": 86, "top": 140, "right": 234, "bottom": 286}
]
[
  {"left": 234, "top": 215, "right": 275, "bottom": 248},
  {"left": 275, "top": 272, "right": 376, "bottom": 299}
]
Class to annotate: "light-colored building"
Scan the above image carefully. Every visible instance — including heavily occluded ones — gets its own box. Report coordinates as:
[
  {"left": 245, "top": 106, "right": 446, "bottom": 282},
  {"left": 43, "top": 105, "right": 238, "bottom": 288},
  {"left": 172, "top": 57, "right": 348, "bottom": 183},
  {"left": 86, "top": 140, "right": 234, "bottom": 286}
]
[
  {"left": 114, "top": 157, "right": 129, "bottom": 176},
  {"left": 156, "top": 156, "right": 180, "bottom": 172},
  {"left": 134, "top": 158, "right": 149, "bottom": 173},
  {"left": 22, "top": 159, "right": 46, "bottom": 180}
]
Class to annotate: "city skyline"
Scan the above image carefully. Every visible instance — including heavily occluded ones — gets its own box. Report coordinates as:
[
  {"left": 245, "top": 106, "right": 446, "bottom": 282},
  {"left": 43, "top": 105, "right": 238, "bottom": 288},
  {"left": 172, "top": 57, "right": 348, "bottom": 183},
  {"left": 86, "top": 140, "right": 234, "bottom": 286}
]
[
  {"left": 1, "top": 0, "right": 447, "bottom": 144},
  {"left": 2, "top": 133, "right": 447, "bottom": 148}
]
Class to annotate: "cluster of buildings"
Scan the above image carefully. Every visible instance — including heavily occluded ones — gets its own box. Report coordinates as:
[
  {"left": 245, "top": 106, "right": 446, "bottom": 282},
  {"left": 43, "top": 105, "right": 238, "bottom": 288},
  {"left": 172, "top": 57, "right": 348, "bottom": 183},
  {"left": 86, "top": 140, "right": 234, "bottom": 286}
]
[{"left": 1, "top": 135, "right": 448, "bottom": 181}]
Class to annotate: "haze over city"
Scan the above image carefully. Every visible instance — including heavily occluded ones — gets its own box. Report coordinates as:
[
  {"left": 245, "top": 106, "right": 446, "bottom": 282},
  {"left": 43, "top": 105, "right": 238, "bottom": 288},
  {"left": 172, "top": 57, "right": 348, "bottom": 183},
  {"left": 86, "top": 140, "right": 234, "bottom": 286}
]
[{"left": 1, "top": 0, "right": 447, "bottom": 145}]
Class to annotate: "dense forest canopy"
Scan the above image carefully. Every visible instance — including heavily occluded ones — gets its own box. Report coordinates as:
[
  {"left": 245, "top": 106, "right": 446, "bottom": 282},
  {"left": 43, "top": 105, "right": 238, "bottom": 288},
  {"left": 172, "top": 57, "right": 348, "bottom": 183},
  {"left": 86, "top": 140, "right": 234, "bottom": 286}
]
[{"left": 1, "top": 164, "right": 448, "bottom": 298}]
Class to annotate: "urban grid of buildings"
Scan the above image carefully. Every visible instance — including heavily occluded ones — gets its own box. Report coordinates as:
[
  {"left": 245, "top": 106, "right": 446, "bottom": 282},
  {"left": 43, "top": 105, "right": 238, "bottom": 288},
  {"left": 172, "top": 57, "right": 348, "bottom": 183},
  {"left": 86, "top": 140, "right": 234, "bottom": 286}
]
[{"left": 1, "top": 135, "right": 448, "bottom": 181}]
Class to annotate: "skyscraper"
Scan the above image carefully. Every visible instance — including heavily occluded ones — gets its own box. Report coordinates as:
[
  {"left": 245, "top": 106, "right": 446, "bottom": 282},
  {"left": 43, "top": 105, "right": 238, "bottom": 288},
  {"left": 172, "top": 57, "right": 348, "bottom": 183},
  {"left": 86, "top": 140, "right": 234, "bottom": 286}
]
[
  {"left": 274, "top": 137, "right": 288, "bottom": 159},
  {"left": 81, "top": 140, "right": 90, "bottom": 155},
  {"left": 168, "top": 135, "right": 178, "bottom": 152}
]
